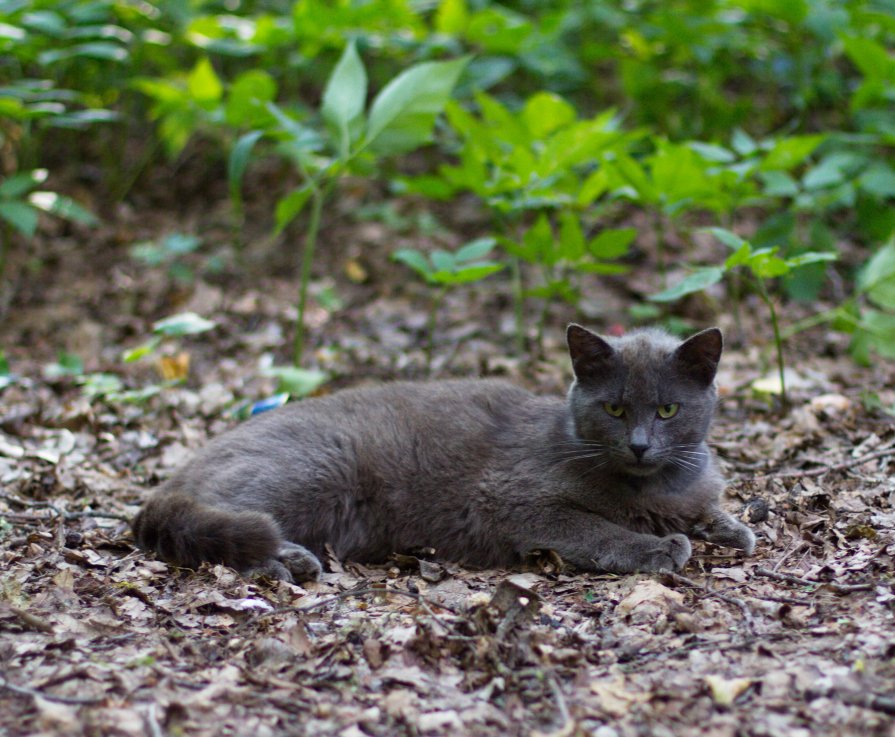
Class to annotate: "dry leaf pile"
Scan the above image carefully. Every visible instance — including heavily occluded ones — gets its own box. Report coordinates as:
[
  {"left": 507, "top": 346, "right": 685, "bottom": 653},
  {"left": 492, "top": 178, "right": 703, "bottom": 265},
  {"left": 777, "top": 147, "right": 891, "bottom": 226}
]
[{"left": 1, "top": 194, "right": 894, "bottom": 737}]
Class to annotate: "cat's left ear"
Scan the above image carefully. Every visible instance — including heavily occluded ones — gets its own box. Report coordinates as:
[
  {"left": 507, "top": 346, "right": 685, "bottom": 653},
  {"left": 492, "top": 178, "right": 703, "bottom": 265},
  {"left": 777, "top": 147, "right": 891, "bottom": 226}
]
[
  {"left": 567, "top": 324, "right": 615, "bottom": 380},
  {"left": 674, "top": 328, "right": 722, "bottom": 386}
]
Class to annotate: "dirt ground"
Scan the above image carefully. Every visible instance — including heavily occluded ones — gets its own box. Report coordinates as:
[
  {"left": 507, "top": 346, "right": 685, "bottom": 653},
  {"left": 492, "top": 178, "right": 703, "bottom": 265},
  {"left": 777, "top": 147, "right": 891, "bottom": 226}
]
[{"left": 1, "top": 171, "right": 894, "bottom": 737}]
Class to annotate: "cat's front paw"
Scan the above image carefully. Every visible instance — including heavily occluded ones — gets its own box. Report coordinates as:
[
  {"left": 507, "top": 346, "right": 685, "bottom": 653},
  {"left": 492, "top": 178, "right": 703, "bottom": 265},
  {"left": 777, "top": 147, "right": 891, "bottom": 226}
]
[
  {"left": 642, "top": 533, "right": 691, "bottom": 572},
  {"left": 695, "top": 514, "right": 756, "bottom": 555}
]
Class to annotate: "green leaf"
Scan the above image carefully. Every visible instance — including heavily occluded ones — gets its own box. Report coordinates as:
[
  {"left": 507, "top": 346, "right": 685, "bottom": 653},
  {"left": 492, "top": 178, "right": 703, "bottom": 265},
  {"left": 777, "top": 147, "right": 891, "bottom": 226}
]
[
  {"left": 841, "top": 36, "right": 892, "bottom": 80},
  {"left": 322, "top": 41, "right": 367, "bottom": 160},
  {"left": 392, "top": 248, "right": 434, "bottom": 280},
  {"left": 77, "top": 373, "right": 123, "bottom": 399},
  {"left": 522, "top": 92, "right": 575, "bottom": 139},
  {"left": 229, "top": 130, "right": 264, "bottom": 204},
  {"left": 520, "top": 214, "right": 555, "bottom": 265},
  {"left": 28, "top": 192, "right": 97, "bottom": 225},
  {"left": 588, "top": 228, "right": 636, "bottom": 259},
  {"left": 0, "top": 200, "right": 38, "bottom": 236},
  {"left": 122, "top": 336, "right": 163, "bottom": 363},
  {"left": 455, "top": 237, "right": 496, "bottom": 262},
  {"left": 704, "top": 227, "right": 747, "bottom": 250},
  {"left": 760, "top": 171, "right": 799, "bottom": 197},
  {"left": 558, "top": 211, "right": 585, "bottom": 261},
  {"left": 747, "top": 253, "right": 790, "bottom": 278},
  {"left": 435, "top": 0, "right": 469, "bottom": 34},
  {"left": 853, "top": 309, "right": 895, "bottom": 361},
  {"left": 438, "top": 262, "right": 504, "bottom": 284},
  {"left": 188, "top": 58, "right": 223, "bottom": 105},
  {"left": 38, "top": 42, "right": 128, "bottom": 65},
  {"left": 274, "top": 186, "right": 313, "bottom": 234},
  {"left": 760, "top": 135, "right": 824, "bottom": 171},
  {"left": 152, "top": 312, "right": 216, "bottom": 336},
  {"left": 649, "top": 267, "right": 725, "bottom": 302},
  {"left": 365, "top": 56, "right": 470, "bottom": 155},
  {"left": 724, "top": 243, "right": 753, "bottom": 270},
  {"left": 859, "top": 164, "right": 895, "bottom": 199},
  {"left": 578, "top": 169, "right": 609, "bottom": 206},
  {"left": 44, "top": 352, "right": 84, "bottom": 379},
  {"left": 263, "top": 366, "right": 328, "bottom": 398},
  {"left": 0, "top": 171, "right": 41, "bottom": 198},
  {"left": 785, "top": 252, "right": 837, "bottom": 269},
  {"left": 430, "top": 249, "right": 455, "bottom": 272},
  {"left": 225, "top": 70, "right": 276, "bottom": 127},
  {"left": 803, "top": 158, "right": 845, "bottom": 190},
  {"left": 858, "top": 240, "right": 895, "bottom": 310},
  {"left": 606, "top": 153, "right": 656, "bottom": 203}
]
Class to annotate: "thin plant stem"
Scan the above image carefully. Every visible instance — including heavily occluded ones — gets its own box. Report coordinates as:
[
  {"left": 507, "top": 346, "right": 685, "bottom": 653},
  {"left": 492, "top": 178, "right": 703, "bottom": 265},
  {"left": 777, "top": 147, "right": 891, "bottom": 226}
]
[
  {"left": 781, "top": 306, "right": 842, "bottom": 339},
  {"left": 656, "top": 211, "right": 667, "bottom": 288},
  {"left": 756, "top": 277, "right": 787, "bottom": 407},
  {"left": 0, "top": 223, "right": 8, "bottom": 282},
  {"left": 426, "top": 286, "right": 448, "bottom": 372},
  {"left": 510, "top": 256, "right": 525, "bottom": 354},
  {"left": 293, "top": 181, "right": 330, "bottom": 367}
]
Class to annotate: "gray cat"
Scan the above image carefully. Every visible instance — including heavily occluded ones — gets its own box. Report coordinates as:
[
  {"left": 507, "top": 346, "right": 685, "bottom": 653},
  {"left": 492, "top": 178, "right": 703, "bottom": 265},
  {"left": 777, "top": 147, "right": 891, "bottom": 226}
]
[{"left": 132, "top": 325, "right": 755, "bottom": 582}]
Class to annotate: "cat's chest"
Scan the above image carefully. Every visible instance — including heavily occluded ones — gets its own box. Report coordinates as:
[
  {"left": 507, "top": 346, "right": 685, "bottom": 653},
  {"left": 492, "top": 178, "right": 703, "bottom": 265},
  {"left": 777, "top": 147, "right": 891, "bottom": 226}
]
[{"left": 598, "top": 477, "right": 703, "bottom": 535}]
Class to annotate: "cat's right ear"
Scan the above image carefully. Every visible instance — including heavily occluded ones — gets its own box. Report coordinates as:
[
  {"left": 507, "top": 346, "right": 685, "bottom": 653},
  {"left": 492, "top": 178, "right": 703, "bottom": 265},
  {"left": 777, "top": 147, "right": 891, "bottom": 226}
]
[
  {"left": 567, "top": 324, "right": 614, "bottom": 380},
  {"left": 674, "top": 327, "right": 723, "bottom": 386}
]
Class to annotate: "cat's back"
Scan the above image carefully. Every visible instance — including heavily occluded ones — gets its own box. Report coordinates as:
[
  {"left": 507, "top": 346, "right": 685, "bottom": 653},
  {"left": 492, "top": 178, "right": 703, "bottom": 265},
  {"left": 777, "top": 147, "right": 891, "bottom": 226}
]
[{"left": 195, "top": 377, "right": 539, "bottom": 458}]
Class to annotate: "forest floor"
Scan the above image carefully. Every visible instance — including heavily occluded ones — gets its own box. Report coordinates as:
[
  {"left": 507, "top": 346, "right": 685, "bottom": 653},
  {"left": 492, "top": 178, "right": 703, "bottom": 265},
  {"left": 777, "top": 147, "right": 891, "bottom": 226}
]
[{"left": 1, "top": 164, "right": 894, "bottom": 737}]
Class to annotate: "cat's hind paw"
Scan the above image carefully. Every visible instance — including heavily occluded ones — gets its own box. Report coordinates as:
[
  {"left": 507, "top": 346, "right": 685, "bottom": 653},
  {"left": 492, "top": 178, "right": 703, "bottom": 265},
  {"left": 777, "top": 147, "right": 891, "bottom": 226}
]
[
  {"left": 245, "top": 543, "right": 322, "bottom": 584},
  {"left": 277, "top": 542, "right": 323, "bottom": 582}
]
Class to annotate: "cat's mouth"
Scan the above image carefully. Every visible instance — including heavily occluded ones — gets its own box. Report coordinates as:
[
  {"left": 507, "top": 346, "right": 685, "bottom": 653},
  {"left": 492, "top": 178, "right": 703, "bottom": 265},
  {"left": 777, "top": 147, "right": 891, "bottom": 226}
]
[{"left": 623, "top": 458, "right": 662, "bottom": 476}]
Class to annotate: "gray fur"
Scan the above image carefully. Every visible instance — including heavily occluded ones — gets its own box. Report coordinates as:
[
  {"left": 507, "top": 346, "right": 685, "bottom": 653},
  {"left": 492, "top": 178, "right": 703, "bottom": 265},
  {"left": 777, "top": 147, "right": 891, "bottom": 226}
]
[{"left": 132, "top": 325, "right": 755, "bottom": 582}]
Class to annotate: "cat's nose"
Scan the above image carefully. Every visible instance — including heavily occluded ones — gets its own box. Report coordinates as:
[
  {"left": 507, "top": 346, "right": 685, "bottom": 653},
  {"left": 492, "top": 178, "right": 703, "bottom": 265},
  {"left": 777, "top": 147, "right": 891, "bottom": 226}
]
[{"left": 629, "top": 442, "right": 650, "bottom": 460}]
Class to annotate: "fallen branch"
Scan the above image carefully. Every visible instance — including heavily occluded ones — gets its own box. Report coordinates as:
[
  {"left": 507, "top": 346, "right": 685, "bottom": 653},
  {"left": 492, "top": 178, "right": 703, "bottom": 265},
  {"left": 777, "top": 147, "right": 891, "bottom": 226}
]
[
  {"left": 0, "top": 677, "right": 104, "bottom": 706},
  {"left": 753, "top": 567, "right": 874, "bottom": 594},
  {"left": 0, "top": 493, "right": 129, "bottom": 523},
  {"left": 665, "top": 571, "right": 755, "bottom": 632},
  {"left": 249, "top": 586, "right": 460, "bottom": 627},
  {"left": 532, "top": 673, "right": 576, "bottom": 737},
  {"left": 762, "top": 447, "right": 895, "bottom": 480},
  {"left": 2, "top": 605, "right": 55, "bottom": 634}
]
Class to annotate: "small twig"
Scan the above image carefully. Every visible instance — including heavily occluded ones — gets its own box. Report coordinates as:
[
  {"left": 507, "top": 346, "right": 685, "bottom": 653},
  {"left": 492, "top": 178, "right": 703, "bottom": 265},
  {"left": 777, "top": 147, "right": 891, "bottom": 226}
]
[
  {"left": 836, "top": 690, "right": 895, "bottom": 716},
  {"left": 531, "top": 672, "right": 576, "bottom": 737},
  {"left": 753, "top": 567, "right": 874, "bottom": 594},
  {"left": 2, "top": 605, "right": 55, "bottom": 634},
  {"left": 0, "top": 493, "right": 129, "bottom": 523},
  {"left": 64, "top": 510, "right": 131, "bottom": 522},
  {"left": 0, "top": 676, "right": 104, "bottom": 705},
  {"left": 145, "top": 703, "right": 164, "bottom": 737},
  {"left": 249, "top": 586, "right": 460, "bottom": 626},
  {"left": 761, "top": 447, "right": 895, "bottom": 480},
  {"left": 665, "top": 571, "right": 755, "bottom": 632}
]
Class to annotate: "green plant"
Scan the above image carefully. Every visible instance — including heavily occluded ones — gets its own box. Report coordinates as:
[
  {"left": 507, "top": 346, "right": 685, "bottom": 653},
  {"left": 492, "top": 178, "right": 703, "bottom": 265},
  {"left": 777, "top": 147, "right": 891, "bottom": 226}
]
[
  {"left": 231, "top": 41, "right": 469, "bottom": 367},
  {"left": 401, "top": 90, "right": 635, "bottom": 350},
  {"left": 650, "top": 227, "right": 836, "bottom": 405},
  {"left": 0, "top": 168, "right": 96, "bottom": 276},
  {"left": 122, "top": 311, "right": 216, "bottom": 366},
  {"left": 393, "top": 237, "right": 504, "bottom": 362},
  {"left": 499, "top": 214, "right": 635, "bottom": 349},
  {"left": 129, "top": 232, "right": 215, "bottom": 284}
]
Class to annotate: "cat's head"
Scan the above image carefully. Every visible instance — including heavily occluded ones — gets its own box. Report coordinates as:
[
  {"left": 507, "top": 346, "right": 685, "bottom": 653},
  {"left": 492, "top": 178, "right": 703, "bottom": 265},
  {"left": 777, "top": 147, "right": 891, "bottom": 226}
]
[{"left": 566, "top": 324, "right": 722, "bottom": 477}]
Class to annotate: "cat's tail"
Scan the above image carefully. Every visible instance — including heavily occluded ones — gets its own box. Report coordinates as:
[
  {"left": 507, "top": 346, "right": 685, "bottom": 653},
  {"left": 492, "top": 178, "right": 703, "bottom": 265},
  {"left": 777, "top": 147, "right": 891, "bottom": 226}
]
[{"left": 131, "top": 490, "right": 281, "bottom": 571}]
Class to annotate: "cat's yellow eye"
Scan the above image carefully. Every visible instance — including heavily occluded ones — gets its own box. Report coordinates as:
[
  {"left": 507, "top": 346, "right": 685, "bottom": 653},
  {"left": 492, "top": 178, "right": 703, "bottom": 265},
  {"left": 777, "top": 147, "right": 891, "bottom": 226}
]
[
  {"left": 604, "top": 402, "right": 625, "bottom": 417},
  {"left": 657, "top": 403, "right": 679, "bottom": 419}
]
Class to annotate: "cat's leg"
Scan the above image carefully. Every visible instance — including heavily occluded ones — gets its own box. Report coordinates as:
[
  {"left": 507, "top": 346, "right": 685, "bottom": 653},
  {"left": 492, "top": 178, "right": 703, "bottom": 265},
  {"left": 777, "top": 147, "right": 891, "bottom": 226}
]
[
  {"left": 690, "top": 509, "right": 755, "bottom": 554},
  {"left": 516, "top": 507, "right": 692, "bottom": 573},
  {"left": 276, "top": 541, "right": 323, "bottom": 581},
  {"left": 246, "top": 542, "right": 323, "bottom": 583}
]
